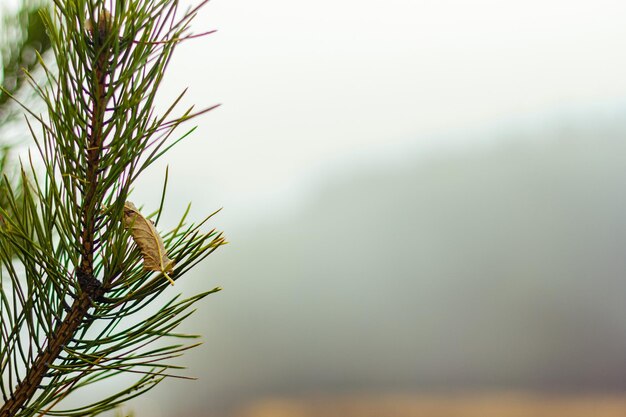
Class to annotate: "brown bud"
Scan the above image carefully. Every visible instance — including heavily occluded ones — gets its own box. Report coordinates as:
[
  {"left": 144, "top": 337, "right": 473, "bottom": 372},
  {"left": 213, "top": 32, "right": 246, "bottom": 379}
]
[{"left": 85, "top": 9, "right": 112, "bottom": 39}]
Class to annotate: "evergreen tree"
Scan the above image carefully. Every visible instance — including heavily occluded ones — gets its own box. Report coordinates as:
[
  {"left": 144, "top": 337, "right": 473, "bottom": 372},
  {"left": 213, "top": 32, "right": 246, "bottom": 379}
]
[
  {"left": 0, "top": 0, "right": 52, "bottom": 220},
  {"left": 0, "top": 1, "right": 224, "bottom": 415}
]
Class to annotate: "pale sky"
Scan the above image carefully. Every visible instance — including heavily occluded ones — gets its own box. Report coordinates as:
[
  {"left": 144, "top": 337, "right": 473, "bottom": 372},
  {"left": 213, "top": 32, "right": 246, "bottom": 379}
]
[
  {"left": 6, "top": 0, "right": 626, "bottom": 223},
  {"left": 136, "top": 0, "right": 626, "bottom": 223}
]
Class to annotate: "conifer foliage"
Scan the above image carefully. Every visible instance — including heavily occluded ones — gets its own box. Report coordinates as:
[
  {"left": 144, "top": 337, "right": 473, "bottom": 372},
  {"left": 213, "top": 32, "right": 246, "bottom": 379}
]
[{"left": 0, "top": 1, "right": 224, "bottom": 415}]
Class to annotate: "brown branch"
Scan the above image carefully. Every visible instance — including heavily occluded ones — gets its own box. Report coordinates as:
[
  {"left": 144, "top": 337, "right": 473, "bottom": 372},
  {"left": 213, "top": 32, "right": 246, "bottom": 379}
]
[
  {"left": 79, "top": 45, "right": 109, "bottom": 277},
  {"left": 0, "top": 291, "right": 102, "bottom": 417},
  {"left": 0, "top": 33, "right": 112, "bottom": 417}
]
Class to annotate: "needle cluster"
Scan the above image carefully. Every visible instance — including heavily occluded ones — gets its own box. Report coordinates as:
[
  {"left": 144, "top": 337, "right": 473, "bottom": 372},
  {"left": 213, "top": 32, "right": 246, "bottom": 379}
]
[{"left": 0, "top": 1, "right": 224, "bottom": 415}]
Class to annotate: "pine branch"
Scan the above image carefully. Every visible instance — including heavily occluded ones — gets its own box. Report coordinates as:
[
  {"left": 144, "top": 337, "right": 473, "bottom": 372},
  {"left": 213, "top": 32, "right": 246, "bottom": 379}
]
[
  {"left": 0, "top": 294, "right": 100, "bottom": 417},
  {"left": 0, "top": 15, "right": 112, "bottom": 415},
  {"left": 0, "top": 1, "right": 224, "bottom": 415},
  {"left": 79, "top": 13, "right": 111, "bottom": 281}
]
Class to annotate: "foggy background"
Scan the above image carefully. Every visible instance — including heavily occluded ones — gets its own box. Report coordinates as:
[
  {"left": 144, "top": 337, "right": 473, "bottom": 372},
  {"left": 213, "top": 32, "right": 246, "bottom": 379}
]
[
  {"left": 126, "top": 0, "right": 626, "bottom": 415},
  {"left": 10, "top": 0, "right": 626, "bottom": 415}
]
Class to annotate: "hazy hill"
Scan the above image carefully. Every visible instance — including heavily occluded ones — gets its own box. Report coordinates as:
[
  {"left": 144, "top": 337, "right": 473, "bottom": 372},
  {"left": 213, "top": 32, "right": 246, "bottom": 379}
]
[{"left": 164, "top": 124, "right": 626, "bottom": 415}]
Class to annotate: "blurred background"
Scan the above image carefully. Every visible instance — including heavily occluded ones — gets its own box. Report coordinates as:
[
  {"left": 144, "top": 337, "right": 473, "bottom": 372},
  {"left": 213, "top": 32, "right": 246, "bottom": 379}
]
[{"left": 6, "top": 0, "right": 626, "bottom": 416}]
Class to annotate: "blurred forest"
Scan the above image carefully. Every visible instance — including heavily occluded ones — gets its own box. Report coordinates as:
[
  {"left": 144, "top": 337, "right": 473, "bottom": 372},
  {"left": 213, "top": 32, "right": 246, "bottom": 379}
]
[{"left": 164, "top": 120, "right": 626, "bottom": 416}]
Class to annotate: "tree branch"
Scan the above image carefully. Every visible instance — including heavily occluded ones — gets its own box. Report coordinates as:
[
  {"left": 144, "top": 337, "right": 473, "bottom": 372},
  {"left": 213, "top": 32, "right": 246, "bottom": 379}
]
[
  {"left": 0, "top": 292, "right": 102, "bottom": 417},
  {"left": 79, "top": 35, "right": 110, "bottom": 279},
  {"left": 0, "top": 27, "right": 112, "bottom": 417}
]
